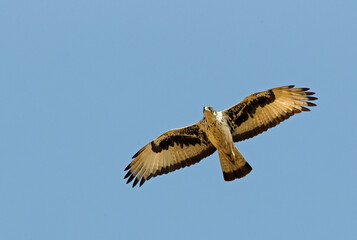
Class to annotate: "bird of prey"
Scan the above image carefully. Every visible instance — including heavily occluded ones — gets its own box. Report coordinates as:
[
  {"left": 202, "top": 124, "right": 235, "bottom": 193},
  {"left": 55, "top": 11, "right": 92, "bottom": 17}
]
[{"left": 124, "top": 85, "right": 317, "bottom": 187}]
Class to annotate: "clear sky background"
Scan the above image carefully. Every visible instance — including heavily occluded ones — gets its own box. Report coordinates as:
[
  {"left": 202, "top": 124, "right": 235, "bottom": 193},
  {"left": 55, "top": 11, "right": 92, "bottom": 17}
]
[{"left": 1, "top": 1, "right": 357, "bottom": 239}]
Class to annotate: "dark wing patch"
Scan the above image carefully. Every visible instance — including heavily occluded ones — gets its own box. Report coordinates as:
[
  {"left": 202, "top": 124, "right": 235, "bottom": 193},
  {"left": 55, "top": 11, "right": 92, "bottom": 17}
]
[
  {"left": 124, "top": 123, "right": 216, "bottom": 187},
  {"left": 222, "top": 85, "right": 317, "bottom": 142},
  {"left": 151, "top": 136, "right": 201, "bottom": 152},
  {"left": 232, "top": 89, "right": 276, "bottom": 128}
]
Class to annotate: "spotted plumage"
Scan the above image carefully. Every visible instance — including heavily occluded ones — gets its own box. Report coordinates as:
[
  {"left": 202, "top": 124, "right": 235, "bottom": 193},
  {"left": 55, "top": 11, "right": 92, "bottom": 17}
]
[{"left": 124, "top": 85, "right": 317, "bottom": 187}]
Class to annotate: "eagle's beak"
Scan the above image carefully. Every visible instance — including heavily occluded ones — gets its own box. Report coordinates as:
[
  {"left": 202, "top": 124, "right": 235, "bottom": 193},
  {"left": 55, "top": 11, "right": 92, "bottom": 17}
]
[{"left": 203, "top": 106, "right": 209, "bottom": 113}]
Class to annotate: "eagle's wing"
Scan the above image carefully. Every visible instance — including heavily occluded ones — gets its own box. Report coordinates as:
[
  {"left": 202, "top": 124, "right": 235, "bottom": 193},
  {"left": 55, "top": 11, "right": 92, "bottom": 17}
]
[
  {"left": 222, "top": 85, "right": 317, "bottom": 142},
  {"left": 124, "top": 122, "right": 216, "bottom": 187}
]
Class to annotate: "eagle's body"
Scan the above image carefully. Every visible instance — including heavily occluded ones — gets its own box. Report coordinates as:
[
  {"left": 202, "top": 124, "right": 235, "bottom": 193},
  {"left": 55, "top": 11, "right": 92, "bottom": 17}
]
[
  {"left": 124, "top": 85, "right": 317, "bottom": 187},
  {"left": 202, "top": 107, "right": 252, "bottom": 180},
  {"left": 202, "top": 108, "right": 232, "bottom": 156}
]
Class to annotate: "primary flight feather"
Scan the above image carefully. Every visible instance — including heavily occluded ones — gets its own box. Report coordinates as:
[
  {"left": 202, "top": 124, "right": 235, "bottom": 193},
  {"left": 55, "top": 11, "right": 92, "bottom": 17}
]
[{"left": 124, "top": 85, "right": 317, "bottom": 187}]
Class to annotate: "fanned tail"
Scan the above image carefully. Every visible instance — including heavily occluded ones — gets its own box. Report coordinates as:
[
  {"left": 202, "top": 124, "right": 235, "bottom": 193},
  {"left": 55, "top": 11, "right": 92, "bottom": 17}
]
[{"left": 219, "top": 147, "right": 252, "bottom": 181}]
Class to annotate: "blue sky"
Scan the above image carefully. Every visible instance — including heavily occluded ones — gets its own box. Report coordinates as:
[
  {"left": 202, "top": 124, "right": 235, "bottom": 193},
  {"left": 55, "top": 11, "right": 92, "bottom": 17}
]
[{"left": 1, "top": 1, "right": 357, "bottom": 239}]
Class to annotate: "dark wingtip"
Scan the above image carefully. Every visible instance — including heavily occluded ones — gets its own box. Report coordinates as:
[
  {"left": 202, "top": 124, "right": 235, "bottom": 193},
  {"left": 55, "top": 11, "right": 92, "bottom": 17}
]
[
  {"left": 301, "top": 106, "right": 311, "bottom": 112},
  {"left": 124, "top": 164, "right": 131, "bottom": 171},
  {"left": 306, "top": 102, "right": 317, "bottom": 107},
  {"left": 307, "top": 96, "right": 318, "bottom": 100},
  {"left": 133, "top": 145, "right": 147, "bottom": 159},
  {"left": 124, "top": 171, "right": 131, "bottom": 179},
  {"left": 126, "top": 175, "right": 134, "bottom": 184},
  {"left": 139, "top": 178, "right": 146, "bottom": 187},
  {"left": 133, "top": 178, "right": 139, "bottom": 187}
]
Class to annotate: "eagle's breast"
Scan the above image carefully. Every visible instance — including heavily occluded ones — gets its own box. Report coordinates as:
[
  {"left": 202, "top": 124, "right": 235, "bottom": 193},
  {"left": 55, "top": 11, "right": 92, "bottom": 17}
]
[{"left": 203, "top": 112, "right": 233, "bottom": 152}]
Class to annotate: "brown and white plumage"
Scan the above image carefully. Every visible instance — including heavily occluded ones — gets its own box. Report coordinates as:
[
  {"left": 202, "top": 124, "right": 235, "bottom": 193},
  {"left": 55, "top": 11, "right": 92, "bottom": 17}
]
[
  {"left": 124, "top": 124, "right": 216, "bottom": 187},
  {"left": 124, "top": 85, "right": 317, "bottom": 187}
]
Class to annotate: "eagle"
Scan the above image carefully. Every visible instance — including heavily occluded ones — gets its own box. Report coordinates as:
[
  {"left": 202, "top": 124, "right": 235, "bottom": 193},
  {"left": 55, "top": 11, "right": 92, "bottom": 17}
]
[{"left": 124, "top": 85, "right": 317, "bottom": 187}]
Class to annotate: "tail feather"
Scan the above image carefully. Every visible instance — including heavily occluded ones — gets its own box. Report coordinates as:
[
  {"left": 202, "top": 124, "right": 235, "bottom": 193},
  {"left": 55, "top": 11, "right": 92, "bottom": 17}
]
[{"left": 219, "top": 147, "right": 252, "bottom": 181}]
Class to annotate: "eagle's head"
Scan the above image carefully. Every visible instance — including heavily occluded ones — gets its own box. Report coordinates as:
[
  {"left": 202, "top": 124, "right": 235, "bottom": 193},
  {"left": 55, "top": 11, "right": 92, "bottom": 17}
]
[{"left": 203, "top": 106, "right": 217, "bottom": 118}]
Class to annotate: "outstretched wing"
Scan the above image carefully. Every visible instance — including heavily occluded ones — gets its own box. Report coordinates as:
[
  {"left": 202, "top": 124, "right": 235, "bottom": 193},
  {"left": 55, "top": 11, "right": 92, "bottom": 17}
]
[
  {"left": 222, "top": 85, "right": 317, "bottom": 142},
  {"left": 124, "top": 122, "right": 216, "bottom": 187}
]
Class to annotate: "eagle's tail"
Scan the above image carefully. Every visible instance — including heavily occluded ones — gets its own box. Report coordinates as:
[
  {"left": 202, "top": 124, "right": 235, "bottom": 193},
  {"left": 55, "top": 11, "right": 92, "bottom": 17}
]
[{"left": 218, "top": 147, "right": 252, "bottom": 181}]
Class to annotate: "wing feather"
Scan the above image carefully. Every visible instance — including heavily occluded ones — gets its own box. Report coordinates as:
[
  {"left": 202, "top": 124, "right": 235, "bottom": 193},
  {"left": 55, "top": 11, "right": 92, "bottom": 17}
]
[
  {"left": 124, "top": 122, "right": 216, "bottom": 187},
  {"left": 222, "top": 85, "right": 317, "bottom": 142}
]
